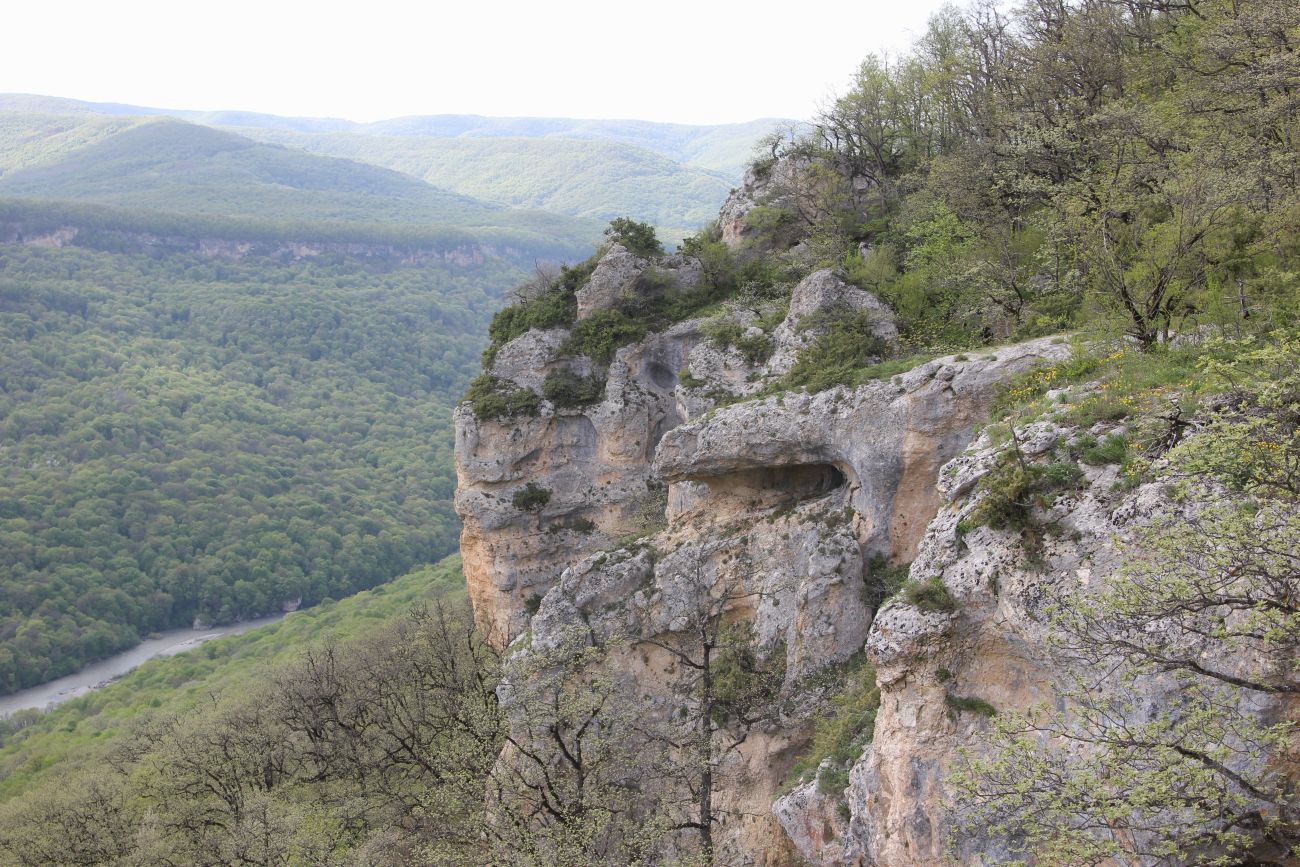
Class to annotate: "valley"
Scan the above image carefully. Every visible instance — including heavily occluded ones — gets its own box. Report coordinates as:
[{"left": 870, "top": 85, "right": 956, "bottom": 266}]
[{"left": 0, "top": 0, "right": 1297, "bottom": 862}]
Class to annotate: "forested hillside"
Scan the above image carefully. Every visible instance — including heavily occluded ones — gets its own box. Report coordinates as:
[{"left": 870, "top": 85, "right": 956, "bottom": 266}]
[
  {"left": 0, "top": 0, "right": 1294, "bottom": 862},
  {"left": 0, "top": 556, "right": 468, "bottom": 809},
  {"left": 0, "top": 96, "right": 784, "bottom": 176},
  {"left": 223, "top": 129, "right": 733, "bottom": 240},
  {"left": 0, "top": 117, "right": 599, "bottom": 245},
  {"left": 0, "top": 240, "right": 521, "bottom": 692}
]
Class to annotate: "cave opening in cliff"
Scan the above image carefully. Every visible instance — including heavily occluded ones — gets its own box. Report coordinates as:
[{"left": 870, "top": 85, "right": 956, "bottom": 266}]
[{"left": 699, "top": 462, "right": 849, "bottom": 509}]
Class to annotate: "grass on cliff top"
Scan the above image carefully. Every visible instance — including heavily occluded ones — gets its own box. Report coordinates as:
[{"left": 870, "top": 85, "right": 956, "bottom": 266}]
[
  {"left": 985, "top": 337, "right": 1220, "bottom": 427},
  {"left": 0, "top": 556, "right": 464, "bottom": 802}
]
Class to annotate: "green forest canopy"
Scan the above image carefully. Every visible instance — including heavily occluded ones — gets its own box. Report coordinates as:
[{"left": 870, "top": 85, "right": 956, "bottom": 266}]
[{"left": 0, "top": 241, "right": 516, "bottom": 693}]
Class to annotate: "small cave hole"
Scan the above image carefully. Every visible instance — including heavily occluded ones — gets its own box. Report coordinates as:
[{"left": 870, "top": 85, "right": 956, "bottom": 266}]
[{"left": 699, "top": 462, "right": 849, "bottom": 509}]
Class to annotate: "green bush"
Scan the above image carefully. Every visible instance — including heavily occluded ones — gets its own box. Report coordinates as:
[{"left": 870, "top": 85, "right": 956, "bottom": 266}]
[
  {"left": 542, "top": 368, "right": 606, "bottom": 408},
  {"left": 562, "top": 309, "right": 649, "bottom": 364},
  {"left": 1066, "top": 395, "right": 1132, "bottom": 427},
  {"left": 704, "top": 320, "right": 774, "bottom": 366},
  {"left": 945, "top": 693, "right": 997, "bottom": 718},
  {"left": 964, "top": 457, "right": 1081, "bottom": 532},
  {"left": 482, "top": 255, "right": 600, "bottom": 364},
  {"left": 902, "top": 576, "right": 958, "bottom": 613},
  {"left": 464, "top": 374, "right": 540, "bottom": 422},
  {"left": 783, "top": 310, "right": 892, "bottom": 392},
  {"left": 786, "top": 655, "right": 880, "bottom": 794},
  {"left": 862, "top": 554, "right": 911, "bottom": 609},
  {"left": 604, "top": 217, "right": 664, "bottom": 258},
  {"left": 1076, "top": 433, "right": 1129, "bottom": 466},
  {"left": 679, "top": 369, "right": 705, "bottom": 389},
  {"left": 511, "top": 483, "right": 552, "bottom": 513}
]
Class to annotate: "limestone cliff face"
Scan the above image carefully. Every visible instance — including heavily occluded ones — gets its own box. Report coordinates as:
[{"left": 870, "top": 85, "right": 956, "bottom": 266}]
[
  {"left": 454, "top": 319, "right": 694, "bottom": 644},
  {"left": 774, "top": 419, "right": 1129, "bottom": 864},
  {"left": 773, "top": 417, "right": 1292, "bottom": 865},
  {"left": 453, "top": 241, "right": 1075, "bottom": 861}
]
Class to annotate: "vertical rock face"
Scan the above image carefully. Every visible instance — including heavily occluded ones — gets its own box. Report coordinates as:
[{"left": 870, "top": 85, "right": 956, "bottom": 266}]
[
  {"left": 456, "top": 210, "right": 1290, "bottom": 865},
  {"left": 774, "top": 419, "right": 1292, "bottom": 866},
  {"left": 455, "top": 244, "right": 1075, "bottom": 859},
  {"left": 717, "top": 156, "right": 810, "bottom": 250},
  {"left": 454, "top": 319, "right": 697, "bottom": 645},
  {"left": 455, "top": 263, "right": 907, "bottom": 648}
]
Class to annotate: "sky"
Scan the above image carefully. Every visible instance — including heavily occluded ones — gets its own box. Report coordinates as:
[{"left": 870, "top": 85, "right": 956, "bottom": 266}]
[{"left": 3, "top": 0, "right": 953, "bottom": 125}]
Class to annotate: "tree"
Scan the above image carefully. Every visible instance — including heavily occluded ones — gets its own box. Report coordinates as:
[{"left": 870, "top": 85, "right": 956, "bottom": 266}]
[
  {"left": 483, "top": 627, "right": 675, "bottom": 866},
  {"left": 604, "top": 218, "right": 664, "bottom": 258},
  {"left": 635, "top": 544, "right": 787, "bottom": 866}
]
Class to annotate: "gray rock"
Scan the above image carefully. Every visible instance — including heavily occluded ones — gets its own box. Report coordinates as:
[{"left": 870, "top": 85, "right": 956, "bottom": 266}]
[
  {"left": 575, "top": 244, "right": 706, "bottom": 320},
  {"left": 767, "top": 269, "right": 898, "bottom": 375},
  {"left": 655, "top": 337, "right": 1071, "bottom": 563},
  {"left": 575, "top": 243, "right": 646, "bottom": 320}
]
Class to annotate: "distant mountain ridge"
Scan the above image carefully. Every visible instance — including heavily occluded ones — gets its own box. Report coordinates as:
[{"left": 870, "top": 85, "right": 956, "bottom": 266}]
[
  {"left": 0, "top": 93, "right": 794, "bottom": 177},
  {"left": 0, "top": 115, "right": 600, "bottom": 260},
  {"left": 0, "top": 95, "right": 791, "bottom": 241}
]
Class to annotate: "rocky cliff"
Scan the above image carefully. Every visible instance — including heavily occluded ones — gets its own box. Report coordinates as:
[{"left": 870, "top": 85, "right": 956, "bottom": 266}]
[
  {"left": 453, "top": 216, "right": 1084, "bottom": 861},
  {"left": 453, "top": 171, "right": 1293, "bottom": 864}
]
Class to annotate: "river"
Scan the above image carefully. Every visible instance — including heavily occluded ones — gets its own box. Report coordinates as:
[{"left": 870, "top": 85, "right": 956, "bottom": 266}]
[{"left": 0, "top": 614, "right": 287, "bottom": 717}]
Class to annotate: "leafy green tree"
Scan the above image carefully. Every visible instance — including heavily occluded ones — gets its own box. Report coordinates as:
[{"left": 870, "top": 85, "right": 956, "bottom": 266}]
[{"left": 604, "top": 217, "right": 664, "bottom": 258}]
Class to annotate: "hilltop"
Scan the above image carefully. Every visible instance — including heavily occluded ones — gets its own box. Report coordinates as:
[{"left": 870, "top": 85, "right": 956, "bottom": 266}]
[
  {"left": 0, "top": 115, "right": 598, "bottom": 248},
  {"left": 0, "top": 94, "right": 787, "bottom": 176},
  {"left": 0, "top": 95, "right": 793, "bottom": 240}
]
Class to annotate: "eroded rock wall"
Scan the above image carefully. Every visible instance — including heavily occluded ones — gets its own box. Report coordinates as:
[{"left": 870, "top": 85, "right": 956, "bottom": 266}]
[{"left": 454, "top": 244, "right": 1073, "bottom": 860}]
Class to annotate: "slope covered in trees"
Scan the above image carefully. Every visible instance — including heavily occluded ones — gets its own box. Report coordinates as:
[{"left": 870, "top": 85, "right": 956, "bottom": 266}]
[
  {"left": 0, "top": 100, "right": 785, "bottom": 242},
  {"left": 0, "top": 557, "right": 467, "bottom": 805},
  {"left": 221, "top": 129, "right": 734, "bottom": 241},
  {"left": 0, "top": 242, "right": 516, "bottom": 692},
  {"left": 0, "top": 95, "right": 785, "bottom": 177},
  {"left": 0, "top": 0, "right": 1295, "bottom": 861},
  {"left": 0, "top": 117, "right": 599, "bottom": 245},
  {"left": 733, "top": 0, "right": 1300, "bottom": 352}
]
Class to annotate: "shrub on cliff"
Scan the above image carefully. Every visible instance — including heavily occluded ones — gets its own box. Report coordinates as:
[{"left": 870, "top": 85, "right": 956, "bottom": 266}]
[
  {"left": 465, "top": 374, "right": 540, "bottom": 421},
  {"left": 604, "top": 217, "right": 663, "bottom": 258},
  {"left": 511, "top": 483, "right": 552, "bottom": 513},
  {"left": 782, "top": 310, "right": 893, "bottom": 392},
  {"left": 951, "top": 334, "right": 1300, "bottom": 862},
  {"left": 542, "top": 368, "right": 606, "bottom": 408},
  {"left": 482, "top": 255, "right": 599, "bottom": 365}
]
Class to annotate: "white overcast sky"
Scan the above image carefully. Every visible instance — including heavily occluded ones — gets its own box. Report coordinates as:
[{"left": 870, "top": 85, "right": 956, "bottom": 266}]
[{"left": 3, "top": 0, "right": 954, "bottom": 125}]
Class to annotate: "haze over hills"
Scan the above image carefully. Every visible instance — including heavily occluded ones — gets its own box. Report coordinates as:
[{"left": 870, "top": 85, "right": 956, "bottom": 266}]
[
  {"left": 0, "top": 90, "right": 788, "bottom": 696},
  {"left": 228, "top": 130, "right": 734, "bottom": 234},
  {"left": 0, "top": 94, "right": 791, "bottom": 239},
  {"left": 0, "top": 93, "right": 789, "bottom": 176},
  {"left": 0, "top": 115, "right": 601, "bottom": 250},
  {"left": 1, "top": 0, "right": 1299, "bottom": 861}
]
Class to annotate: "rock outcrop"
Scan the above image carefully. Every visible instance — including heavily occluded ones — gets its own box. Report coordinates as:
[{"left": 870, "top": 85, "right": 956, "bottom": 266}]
[
  {"left": 766, "top": 268, "right": 898, "bottom": 375},
  {"left": 456, "top": 141, "right": 1290, "bottom": 867},
  {"left": 454, "top": 242, "right": 1076, "bottom": 859},
  {"left": 718, "top": 156, "right": 808, "bottom": 250},
  {"left": 575, "top": 243, "right": 705, "bottom": 319},
  {"left": 773, "top": 415, "right": 1293, "bottom": 865}
]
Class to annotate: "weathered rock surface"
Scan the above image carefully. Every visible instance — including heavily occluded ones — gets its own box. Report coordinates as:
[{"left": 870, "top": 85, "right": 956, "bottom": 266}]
[
  {"left": 455, "top": 323, "right": 695, "bottom": 644},
  {"left": 776, "top": 416, "right": 1289, "bottom": 865},
  {"left": 459, "top": 298, "right": 1073, "bottom": 859},
  {"left": 575, "top": 242, "right": 705, "bottom": 320},
  {"left": 657, "top": 337, "right": 1070, "bottom": 563},
  {"left": 718, "top": 156, "right": 808, "bottom": 250},
  {"left": 773, "top": 778, "right": 856, "bottom": 866},
  {"left": 767, "top": 269, "right": 898, "bottom": 376},
  {"left": 458, "top": 218, "right": 1289, "bottom": 864}
]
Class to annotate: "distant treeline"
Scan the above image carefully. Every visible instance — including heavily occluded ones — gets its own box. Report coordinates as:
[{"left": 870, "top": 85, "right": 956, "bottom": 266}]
[{"left": 0, "top": 197, "right": 589, "bottom": 263}]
